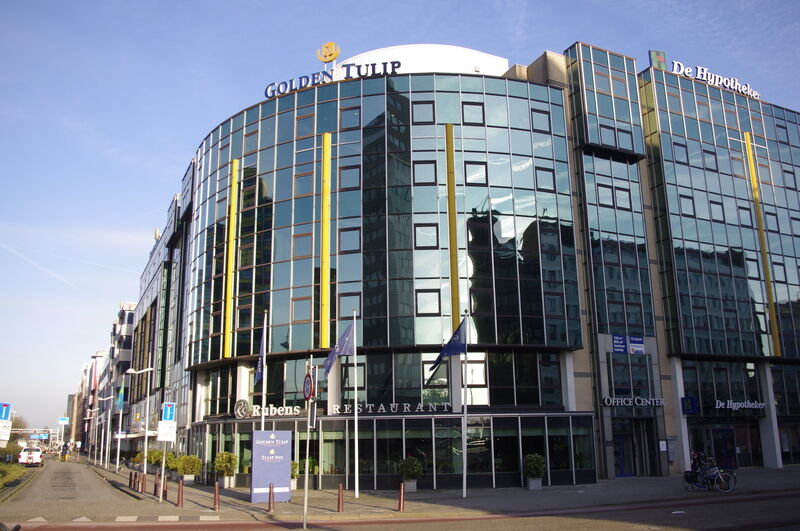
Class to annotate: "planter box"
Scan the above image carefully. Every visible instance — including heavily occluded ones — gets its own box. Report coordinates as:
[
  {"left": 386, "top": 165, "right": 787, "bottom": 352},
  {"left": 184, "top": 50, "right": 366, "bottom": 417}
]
[
  {"left": 181, "top": 474, "right": 195, "bottom": 483},
  {"left": 527, "top": 477, "right": 543, "bottom": 490},
  {"left": 403, "top": 479, "right": 417, "bottom": 493},
  {"left": 221, "top": 475, "right": 235, "bottom": 488},
  {"left": 290, "top": 478, "right": 298, "bottom": 491}
]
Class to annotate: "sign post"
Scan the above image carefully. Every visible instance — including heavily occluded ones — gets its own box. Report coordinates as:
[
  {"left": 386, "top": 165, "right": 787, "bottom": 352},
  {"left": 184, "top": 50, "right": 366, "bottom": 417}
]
[
  {"left": 302, "top": 358, "right": 315, "bottom": 530},
  {"left": 157, "top": 402, "right": 177, "bottom": 503},
  {"left": 0, "top": 402, "right": 12, "bottom": 449}
]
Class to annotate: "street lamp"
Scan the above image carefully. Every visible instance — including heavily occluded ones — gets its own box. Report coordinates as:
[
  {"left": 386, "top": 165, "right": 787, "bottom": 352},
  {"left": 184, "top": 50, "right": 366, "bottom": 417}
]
[
  {"left": 97, "top": 395, "right": 113, "bottom": 469},
  {"left": 84, "top": 408, "right": 98, "bottom": 463},
  {"left": 126, "top": 367, "right": 154, "bottom": 478}
]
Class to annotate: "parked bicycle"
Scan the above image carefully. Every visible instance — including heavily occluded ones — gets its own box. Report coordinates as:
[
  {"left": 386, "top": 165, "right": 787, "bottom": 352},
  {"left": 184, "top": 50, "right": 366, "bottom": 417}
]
[
  {"left": 114, "top": 457, "right": 129, "bottom": 475},
  {"left": 683, "top": 452, "right": 736, "bottom": 493}
]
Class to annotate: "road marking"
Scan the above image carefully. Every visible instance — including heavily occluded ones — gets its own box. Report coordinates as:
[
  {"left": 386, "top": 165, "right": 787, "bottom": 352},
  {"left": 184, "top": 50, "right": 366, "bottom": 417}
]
[
  {"left": 158, "top": 515, "right": 180, "bottom": 521},
  {"left": 115, "top": 516, "right": 138, "bottom": 522},
  {"left": 199, "top": 515, "right": 221, "bottom": 521},
  {"left": 72, "top": 516, "right": 92, "bottom": 521},
  {"left": 27, "top": 517, "right": 47, "bottom": 522}
]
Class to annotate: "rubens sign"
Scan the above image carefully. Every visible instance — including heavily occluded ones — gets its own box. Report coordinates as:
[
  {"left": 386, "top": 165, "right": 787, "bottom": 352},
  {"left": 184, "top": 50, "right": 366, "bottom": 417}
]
[{"left": 671, "top": 61, "right": 760, "bottom": 99}]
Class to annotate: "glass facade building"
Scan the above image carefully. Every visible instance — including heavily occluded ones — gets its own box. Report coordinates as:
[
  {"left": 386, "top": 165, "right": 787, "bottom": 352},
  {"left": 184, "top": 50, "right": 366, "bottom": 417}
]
[{"left": 117, "top": 43, "right": 800, "bottom": 490}]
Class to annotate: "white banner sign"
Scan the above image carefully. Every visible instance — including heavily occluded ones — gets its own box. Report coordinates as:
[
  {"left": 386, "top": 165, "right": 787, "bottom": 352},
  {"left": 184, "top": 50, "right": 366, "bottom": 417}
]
[
  {"left": 157, "top": 420, "right": 177, "bottom": 443},
  {"left": 0, "top": 420, "right": 11, "bottom": 441}
]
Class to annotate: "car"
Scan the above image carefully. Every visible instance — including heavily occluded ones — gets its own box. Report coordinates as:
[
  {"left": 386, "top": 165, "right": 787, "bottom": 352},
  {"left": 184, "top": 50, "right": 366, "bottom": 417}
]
[{"left": 18, "top": 446, "right": 43, "bottom": 467}]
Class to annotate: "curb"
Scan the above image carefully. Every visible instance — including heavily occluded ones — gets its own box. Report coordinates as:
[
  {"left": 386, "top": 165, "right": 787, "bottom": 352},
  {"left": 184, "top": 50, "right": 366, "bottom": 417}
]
[{"left": 87, "top": 465, "right": 147, "bottom": 501}]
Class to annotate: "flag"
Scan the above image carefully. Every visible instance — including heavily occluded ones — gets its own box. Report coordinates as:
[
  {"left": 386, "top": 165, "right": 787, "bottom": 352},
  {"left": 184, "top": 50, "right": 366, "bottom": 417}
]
[
  {"left": 429, "top": 318, "right": 467, "bottom": 373},
  {"left": 254, "top": 313, "right": 267, "bottom": 385},
  {"left": 117, "top": 377, "right": 125, "bottom": 411},
  {"left": 324, "top": 322, "right": 354, "bottom": 378}
]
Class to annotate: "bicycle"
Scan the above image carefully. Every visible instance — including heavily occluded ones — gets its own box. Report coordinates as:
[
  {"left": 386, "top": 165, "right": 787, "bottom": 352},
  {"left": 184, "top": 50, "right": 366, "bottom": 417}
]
[
  {"left": 114, "top": 457, "right": 129, "bottom": 475},
  {"left": 683, "top": 453, "right": 736, "bottom": 493}
]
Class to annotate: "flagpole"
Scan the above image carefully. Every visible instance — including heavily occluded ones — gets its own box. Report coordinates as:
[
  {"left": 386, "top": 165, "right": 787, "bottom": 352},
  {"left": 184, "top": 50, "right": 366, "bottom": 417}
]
[
  {"left": 352, "top": 309, "right": 359, "bottom": 499},
  {"left": 302, "top": 355, "right": 312, "bottom": 530},
  {"left": 260, "top": 311, "right": 268, "bottom": 432},
  {"left": 461, "top": 312, "right": 468, "bottom": 499}
]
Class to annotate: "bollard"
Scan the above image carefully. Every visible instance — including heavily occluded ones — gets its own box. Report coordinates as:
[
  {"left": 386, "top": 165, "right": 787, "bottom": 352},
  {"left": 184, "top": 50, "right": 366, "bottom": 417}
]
[
  {"left": 154, "top": 472, "right": 159, "bottom": 496},
  {"left": 214, "top": 480, "right": 220, "bottom": 511},
  {"left": 163, "top": 476, "right": 168, "bottom": 502},
  {"left": 129, "top": 472, "right": 133, "bottom": 489},
  {"left": 337, "top": 483, "right": 344, "bottom": 512},
  {"left": 268, "top": 483, "right": 274, "bottom": 513},
  {"left": 141, "top": 472, "right": 146, "bottom": 494},
  {"left": 398, "top": 482, "right": 405, "bottom": 512},
  {"left": 177, "top": 479, "right": 184, "bottom": 508}
]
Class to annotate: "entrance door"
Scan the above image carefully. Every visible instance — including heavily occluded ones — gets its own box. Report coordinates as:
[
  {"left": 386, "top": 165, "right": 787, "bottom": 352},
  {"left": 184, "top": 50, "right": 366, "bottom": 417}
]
[
  {"left": 712, "top": 427, "right": 737, "bottom": 469},
  {"left": 613, "top": 434, "right": 635, "bottom": 477}
]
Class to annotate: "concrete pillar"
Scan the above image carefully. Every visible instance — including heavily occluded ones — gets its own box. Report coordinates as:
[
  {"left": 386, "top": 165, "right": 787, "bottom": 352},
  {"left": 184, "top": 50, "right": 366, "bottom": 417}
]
[
  {"left": 757, "top": 362, "right": 783, "bottom": 469},
  {"left": 670, "top": 357, "right": 691, "bottom": 472}
]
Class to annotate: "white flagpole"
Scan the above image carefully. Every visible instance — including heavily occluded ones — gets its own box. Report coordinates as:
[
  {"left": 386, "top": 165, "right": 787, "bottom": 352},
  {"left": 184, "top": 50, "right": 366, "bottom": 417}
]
[
  {"left": 260, "top": 311, "right": 268, "bottom": 432},
  {"left": 353, "top": 309, "right": 359, "bottom": 499},
  {"left": 461, "top": 314, "right": 468, "bottom": 499}
]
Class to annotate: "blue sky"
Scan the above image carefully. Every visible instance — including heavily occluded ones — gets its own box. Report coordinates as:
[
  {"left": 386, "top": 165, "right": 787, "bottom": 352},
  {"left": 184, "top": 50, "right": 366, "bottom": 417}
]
[{"left": 1, "top": 0, "right": 798, "bottom": 429}]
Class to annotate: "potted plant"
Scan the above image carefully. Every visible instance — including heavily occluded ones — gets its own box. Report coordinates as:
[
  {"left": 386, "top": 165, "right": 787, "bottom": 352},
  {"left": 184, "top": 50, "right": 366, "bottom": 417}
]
[
  {"left": 177, "top": 455, "right": 202, "bottom": 483},
  {"left": 524, "top": 453, "right": 546, "bottom": 490},
  {"left": 398, "top": 456, "right": 423, "bottom": 492},
  {"left": 290, "top": 460, "right": 299, "bottom": 491},
  {"left": 214, "top": 451, "right": 238, "bottom": 488}
]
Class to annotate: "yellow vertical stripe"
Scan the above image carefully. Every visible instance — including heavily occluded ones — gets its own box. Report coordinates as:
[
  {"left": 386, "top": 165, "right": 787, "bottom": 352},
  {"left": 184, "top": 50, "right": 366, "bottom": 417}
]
[
  {"left": 320, "top": 133, "right": 332, "bottom": 348},
  {"left": 745, "top": 132, "right": 781, "bottom": 357},
  {"left": 445, "top": 124, "right": 460, "bottom": 331},
  {"left": 223, "top": 158, "right": 240, "bottom": 359}
]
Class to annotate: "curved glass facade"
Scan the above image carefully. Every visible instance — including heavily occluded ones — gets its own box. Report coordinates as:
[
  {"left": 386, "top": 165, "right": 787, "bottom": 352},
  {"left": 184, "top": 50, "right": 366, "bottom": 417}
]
[{"left": 187, "top": 74, "right": 580, "bottom": 406}]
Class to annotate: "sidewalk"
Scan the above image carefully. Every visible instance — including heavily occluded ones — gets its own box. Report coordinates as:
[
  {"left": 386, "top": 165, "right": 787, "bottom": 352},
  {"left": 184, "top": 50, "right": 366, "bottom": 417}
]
[{"left": 90, "top": 463, "right": 800, "bottom": 523}]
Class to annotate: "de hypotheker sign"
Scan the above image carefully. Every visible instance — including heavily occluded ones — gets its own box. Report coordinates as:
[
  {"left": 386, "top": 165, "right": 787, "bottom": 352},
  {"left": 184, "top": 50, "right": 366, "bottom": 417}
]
[{"left": 650, "top": 50, "right": 760, "bottom": 99}]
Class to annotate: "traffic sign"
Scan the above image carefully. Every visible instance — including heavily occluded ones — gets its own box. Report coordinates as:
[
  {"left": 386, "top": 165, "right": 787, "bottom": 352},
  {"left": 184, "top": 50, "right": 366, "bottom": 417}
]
[
  {"left": 0, "top": 403, "right": 11, "bottom": 421},
  {"left": 0, "top": 420, "right": 11, "bottom": 441},
  {"left": 58, "top": 417, "right": 70, "bottom": 425},
  {"left": 303, "top": 373, "right": 314, "bottom": 401},
  {"left": 114, "top": 431, "right": 128, "bottom": 439},
  {"left": 157, "top": 420, "right": 177, "bottom": 443},
  {"left": 161, "top": 402, "right": 176, "bottom": 422}
]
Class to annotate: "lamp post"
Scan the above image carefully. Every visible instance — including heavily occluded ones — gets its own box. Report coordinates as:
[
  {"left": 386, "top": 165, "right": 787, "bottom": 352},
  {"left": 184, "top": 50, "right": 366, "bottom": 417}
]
[
  {"left": 83, "top": 408, "right": 98, "bottom": 463},
  {"left": 126, "top": 367, "right": 154, "bottom": 478},
  {"left": 97, "top": 396, "right": 113, "bottom": 469}
]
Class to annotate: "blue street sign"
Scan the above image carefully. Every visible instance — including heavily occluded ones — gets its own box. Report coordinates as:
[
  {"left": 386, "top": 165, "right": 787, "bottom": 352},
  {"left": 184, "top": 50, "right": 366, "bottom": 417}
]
[
  {"left": 0, "top": 403, "right": 11, "bottom": 421},
  {"left": 161, "top": 402, "right": 176, "bottom": 422},
  {"left": 612, "top": 335, "right": 626, "bottom": 353}
]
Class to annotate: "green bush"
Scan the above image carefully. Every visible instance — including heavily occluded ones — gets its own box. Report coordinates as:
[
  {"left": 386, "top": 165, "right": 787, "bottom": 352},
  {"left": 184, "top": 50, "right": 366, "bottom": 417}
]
[
  {"left": 398, "top": 456, "right": 423, "bottom": 480},
  {"left": 132, "top": 452, "right": 144, "bottom": 464},
  {"left": 0, "top": 463, "right": 25, "bottom": 489},
  {"left": 524, "top": 453, "right": 546, "bottom": 478},
  {"left": 290, "top": 460, "right": 299, "bottom": 479},
  {"left": 165, "top": 452, "right": 178, "bottom": 471},
  {"left": 214, "top": 452, "right": 238, "bottom": 477},
  {"left": 147, "top": 449, "right": 163, "bottom": 466},
  {"left": 176, "top": 455, "right": 202, "bottom": 476}
]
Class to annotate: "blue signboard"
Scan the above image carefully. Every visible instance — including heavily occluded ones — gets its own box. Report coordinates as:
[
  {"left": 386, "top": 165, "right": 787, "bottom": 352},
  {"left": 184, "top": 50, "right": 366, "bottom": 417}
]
[
  {"left": 612, "top": 335, "right": 626, "bottom": 353},
  {"left": 0, "top": 403, "right": 11, "bottom": 421},
  {"left": 629, "top": 336, "right": 645, "bottom": 355},
  {"left": 161, "top": 402, "right": 176, "bottom": 422},
  {"left": 251, "top": 430, "right": 292, "bottom": 503}
]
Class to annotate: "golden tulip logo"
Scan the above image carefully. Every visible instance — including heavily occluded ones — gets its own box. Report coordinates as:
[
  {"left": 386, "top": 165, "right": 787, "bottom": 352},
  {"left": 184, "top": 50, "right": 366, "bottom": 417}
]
[{"left": 316, "top": 42, "right": 340, "bottom": 64}]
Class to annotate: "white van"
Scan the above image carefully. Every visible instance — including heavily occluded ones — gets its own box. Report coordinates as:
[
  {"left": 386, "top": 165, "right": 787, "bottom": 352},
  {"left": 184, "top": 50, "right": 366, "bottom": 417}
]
[{"left": 18, "top": 446, "right": 43, "bottom": 467}]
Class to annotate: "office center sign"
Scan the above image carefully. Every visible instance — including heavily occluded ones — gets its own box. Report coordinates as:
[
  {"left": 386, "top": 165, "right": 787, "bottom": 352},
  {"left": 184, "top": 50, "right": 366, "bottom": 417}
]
[{"left": 251, "top": 431, "right": 292, "bottom": 503}]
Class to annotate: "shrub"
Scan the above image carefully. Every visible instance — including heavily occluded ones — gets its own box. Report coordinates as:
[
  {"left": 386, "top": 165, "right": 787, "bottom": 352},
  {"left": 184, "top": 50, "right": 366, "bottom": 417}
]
[
  {"left": 165, "top": 452, "right": 178, "bottom": 471},
  {"left": 398, "top": 456, "right": 423, "bottom": 480},
  {"left": 524, "top": 453, "right": 546, "bottom": 478},
  {"left": 147, "top": 449, "right": 163, "bottom": 466},
  {"left": 290, "top": 460, "right": 299, "bottom": 479},
  {"left": 132, "top": 452, "right": 144, "bottom": 464},
  {"left": 176, "top": 455, "right": 202, "bottom": 476},
  {"left": 214, "top": 452, "right": 238, "bottom": 477}
]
